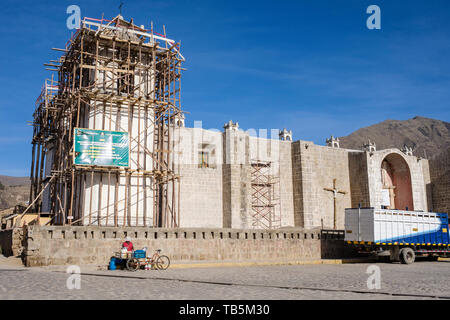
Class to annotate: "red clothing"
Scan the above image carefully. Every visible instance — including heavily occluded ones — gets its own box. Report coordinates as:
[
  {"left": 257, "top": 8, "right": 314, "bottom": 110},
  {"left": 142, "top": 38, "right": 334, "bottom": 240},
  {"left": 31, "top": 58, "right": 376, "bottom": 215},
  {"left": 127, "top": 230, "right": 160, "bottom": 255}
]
[{"left": 122, "top": 241, "right": 133, "bottom": 252}]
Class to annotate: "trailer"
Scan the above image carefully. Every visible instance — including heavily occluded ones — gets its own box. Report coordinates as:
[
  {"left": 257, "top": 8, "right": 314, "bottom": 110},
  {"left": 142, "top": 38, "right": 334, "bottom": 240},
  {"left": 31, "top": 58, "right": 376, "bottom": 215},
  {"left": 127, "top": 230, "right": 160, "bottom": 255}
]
[{"left": 344, "top": 208, "right": 450, "bottom": 264}]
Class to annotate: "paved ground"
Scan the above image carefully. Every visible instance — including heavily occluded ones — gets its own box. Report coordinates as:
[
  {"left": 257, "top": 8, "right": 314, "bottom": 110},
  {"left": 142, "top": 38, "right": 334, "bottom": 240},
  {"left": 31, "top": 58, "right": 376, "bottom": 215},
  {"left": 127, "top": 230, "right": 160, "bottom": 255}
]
[{"left": 0, "top": 256, "right": 449, "bottom": 300}]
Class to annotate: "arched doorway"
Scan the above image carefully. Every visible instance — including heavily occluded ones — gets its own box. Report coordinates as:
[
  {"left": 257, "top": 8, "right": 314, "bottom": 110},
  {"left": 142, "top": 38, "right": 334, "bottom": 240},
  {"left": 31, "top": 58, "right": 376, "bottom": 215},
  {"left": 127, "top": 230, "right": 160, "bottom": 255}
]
[{"left": 380, "top": 153, "right": 414, "bottom": 210}]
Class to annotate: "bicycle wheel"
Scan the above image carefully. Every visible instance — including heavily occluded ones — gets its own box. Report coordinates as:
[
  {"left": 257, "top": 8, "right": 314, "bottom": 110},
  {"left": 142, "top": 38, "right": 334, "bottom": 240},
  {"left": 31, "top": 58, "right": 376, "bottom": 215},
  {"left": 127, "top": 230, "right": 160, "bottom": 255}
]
[
  {"left": 126, "top": 258, "right": 139, "bottom": 271},
  {"left": 156, "top": 255, "right": 170, "bottom": 270}
]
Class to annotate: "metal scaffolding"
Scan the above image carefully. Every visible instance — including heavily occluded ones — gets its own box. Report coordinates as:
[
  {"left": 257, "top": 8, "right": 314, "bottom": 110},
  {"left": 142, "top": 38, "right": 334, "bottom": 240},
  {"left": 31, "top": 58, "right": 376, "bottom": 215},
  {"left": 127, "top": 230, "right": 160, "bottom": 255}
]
[
  {"left": 28, "top": 15, "right": 184, "bottom": 228},
  {"left": 250, "top": 160, "right": 281, "bottom": 229}
]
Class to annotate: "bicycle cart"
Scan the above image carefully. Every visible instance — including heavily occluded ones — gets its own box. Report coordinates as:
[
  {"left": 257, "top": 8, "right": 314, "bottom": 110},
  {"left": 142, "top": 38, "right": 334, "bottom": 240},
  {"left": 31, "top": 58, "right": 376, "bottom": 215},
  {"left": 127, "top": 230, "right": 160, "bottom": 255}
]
[{"left": 116, "top": 249, "right": 170, "bottom": 271}]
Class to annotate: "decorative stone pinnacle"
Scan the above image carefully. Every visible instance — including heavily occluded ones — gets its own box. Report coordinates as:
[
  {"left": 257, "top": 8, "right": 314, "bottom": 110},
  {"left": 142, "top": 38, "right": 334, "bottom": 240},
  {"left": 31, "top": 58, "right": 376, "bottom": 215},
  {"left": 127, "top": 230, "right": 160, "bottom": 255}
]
[
  {"left": 401, "top": 144, "right": 413, "bottom": 156},
  {"left": 279, "top": 128, "right": 292, "bottom": 141},
  {"left": 171, "top": 113, "right": 185, "bottom": 127},
  {"left": 223, "top": 120, "right": 239, "bottom": 131},
  {"left": 326, "top": 135, "right": 340, "bottom": 148},
  {"left": 362, "top": 139, "right": 376, "bottom": 152}
]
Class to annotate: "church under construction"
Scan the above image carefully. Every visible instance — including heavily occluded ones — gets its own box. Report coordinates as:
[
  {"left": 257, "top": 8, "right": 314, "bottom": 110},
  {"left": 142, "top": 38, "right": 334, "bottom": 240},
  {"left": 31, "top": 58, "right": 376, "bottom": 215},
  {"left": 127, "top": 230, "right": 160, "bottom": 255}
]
[{"left": 26, "top": 15, "right": 445, "bottom": 233}]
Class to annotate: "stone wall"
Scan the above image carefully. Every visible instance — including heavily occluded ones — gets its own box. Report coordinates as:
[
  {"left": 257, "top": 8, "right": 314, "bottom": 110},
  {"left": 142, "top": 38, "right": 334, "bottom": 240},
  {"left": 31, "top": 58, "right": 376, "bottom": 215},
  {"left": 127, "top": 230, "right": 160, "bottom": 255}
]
[
  {"left": 279, "top": 141, "right": 295, "bottom": 227},
  {"left": 292, "top": 141, "right": 352, "bottom": 229},
  {"left": 23, "top": 226, "right": 325, "bottom": 267},
  {"left": 291, "top": 141, "right": 304, "bottom": 227},
  {"left": 180, "top": 126, "right": 296, "bottom": 229},
  {"left": 429, "top": 149, "right": 450, "bottom": 214},
  {"left": 178, "top": 127, "right": 224, "bottom": 228},
  {"left": 421, "top": 159, "right": 433, "bottom": 211},
  {"left": 223, "top": 129, "right": 250, "bottom": 229},
  {"left": 348, "top": 151, "right": 370, "bottom": 208}
]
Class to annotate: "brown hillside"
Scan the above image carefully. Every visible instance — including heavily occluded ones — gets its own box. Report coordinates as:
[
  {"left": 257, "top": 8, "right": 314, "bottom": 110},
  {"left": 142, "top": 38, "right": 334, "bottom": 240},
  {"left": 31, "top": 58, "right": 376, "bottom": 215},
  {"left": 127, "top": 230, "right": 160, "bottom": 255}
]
[
  {"left": 0, "top": 175, "right": 29, "bottom": 187},
  {"left": 0, "top": 176, "right": 29, "bottom": 210},
  {"left": 339, "top": 116, "right": 450, "bottom": 158}
]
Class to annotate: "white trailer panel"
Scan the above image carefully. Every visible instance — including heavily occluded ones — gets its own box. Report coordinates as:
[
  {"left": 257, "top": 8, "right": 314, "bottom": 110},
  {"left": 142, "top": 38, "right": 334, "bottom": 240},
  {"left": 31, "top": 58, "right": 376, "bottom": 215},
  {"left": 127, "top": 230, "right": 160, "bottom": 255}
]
[{"left": 345, "top": 208, "right": 448, "bottom": 244}]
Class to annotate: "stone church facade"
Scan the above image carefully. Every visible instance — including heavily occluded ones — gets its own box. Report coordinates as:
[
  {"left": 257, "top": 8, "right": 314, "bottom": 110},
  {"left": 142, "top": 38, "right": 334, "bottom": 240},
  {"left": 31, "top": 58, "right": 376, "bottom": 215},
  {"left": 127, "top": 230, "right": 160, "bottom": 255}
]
[
  {"left": 32, "top": 16, "right": 443, "bottom": 231},
  {"left": 175, "top": 121, "right": 433, "bottom": 230}
]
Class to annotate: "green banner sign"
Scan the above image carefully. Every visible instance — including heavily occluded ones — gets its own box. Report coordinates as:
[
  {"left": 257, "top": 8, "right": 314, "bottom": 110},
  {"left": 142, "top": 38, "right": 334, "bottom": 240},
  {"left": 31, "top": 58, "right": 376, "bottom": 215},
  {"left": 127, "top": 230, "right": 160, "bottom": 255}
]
[{"left": 73, "top": 128, "right": 129, "bottom": 167}]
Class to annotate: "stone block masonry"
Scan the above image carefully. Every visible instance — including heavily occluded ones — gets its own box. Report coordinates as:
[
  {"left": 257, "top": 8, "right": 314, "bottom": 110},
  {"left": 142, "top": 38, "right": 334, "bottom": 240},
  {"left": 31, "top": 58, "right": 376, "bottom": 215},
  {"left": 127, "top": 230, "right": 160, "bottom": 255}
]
[
  {"left": 429, "top": 148, "right": 450, "bottom": 214},
  {"left": 22, "top": 225, "right": 328, "bottom": 267},
  {"left": 292, "top": 141, "right": 353, "bottom": 230}
]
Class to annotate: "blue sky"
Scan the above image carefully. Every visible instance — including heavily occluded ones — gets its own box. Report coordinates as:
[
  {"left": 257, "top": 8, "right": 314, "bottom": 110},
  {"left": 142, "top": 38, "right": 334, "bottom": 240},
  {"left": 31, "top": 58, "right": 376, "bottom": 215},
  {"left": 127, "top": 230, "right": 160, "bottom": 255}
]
[{"left": 0, "top": 0, "right": 449, "bottom": 176}]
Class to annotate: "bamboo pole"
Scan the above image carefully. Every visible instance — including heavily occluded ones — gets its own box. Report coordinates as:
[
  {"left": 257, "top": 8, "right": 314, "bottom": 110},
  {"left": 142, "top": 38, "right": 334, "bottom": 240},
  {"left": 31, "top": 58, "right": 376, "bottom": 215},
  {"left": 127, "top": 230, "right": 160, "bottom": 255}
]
[{"left": 31, "top": 17, "right": 183, "bottom": 229}]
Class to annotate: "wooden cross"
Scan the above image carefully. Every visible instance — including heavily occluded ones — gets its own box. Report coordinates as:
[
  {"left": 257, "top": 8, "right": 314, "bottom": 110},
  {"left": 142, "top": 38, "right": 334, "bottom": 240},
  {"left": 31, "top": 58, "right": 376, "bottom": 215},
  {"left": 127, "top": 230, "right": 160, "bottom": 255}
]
[{"left": 324, "top": 179, "right": 347, "bottom": 229}]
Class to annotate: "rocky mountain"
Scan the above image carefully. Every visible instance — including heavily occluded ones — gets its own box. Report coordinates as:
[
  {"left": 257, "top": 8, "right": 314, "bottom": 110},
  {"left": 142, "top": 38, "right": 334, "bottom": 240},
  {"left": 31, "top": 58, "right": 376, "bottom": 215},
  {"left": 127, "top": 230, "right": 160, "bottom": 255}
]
[
  {"left": 0, "top": 175, "right": 29, "bottom": 210},
  {"left": 339, "top": 116, "right": 450, "bottom": 159}
]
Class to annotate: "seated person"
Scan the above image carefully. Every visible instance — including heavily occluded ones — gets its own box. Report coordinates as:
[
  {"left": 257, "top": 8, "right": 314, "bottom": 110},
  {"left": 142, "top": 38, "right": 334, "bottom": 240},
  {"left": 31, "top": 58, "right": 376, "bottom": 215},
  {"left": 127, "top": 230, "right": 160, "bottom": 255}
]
[{"left": 122, "top": 236, "right": 134, "bottom": 252}]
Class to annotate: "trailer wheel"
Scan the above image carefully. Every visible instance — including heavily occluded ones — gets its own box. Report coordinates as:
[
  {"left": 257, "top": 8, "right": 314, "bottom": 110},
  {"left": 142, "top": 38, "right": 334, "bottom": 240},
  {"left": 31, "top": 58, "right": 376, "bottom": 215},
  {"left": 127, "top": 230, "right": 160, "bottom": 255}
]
[{"left": 400, "top": 248, "right": 415, "bottom": 264}]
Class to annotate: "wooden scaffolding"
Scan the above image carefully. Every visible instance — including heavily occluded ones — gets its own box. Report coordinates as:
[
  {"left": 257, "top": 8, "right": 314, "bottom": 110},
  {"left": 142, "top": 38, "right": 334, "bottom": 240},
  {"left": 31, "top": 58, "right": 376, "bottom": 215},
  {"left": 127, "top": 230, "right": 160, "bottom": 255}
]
[
  {"left": 28, "top": 15, "right": 184, "bottom": 227},
  {"left": 250, "top": 160, "right": 281, "bottom": 229}
]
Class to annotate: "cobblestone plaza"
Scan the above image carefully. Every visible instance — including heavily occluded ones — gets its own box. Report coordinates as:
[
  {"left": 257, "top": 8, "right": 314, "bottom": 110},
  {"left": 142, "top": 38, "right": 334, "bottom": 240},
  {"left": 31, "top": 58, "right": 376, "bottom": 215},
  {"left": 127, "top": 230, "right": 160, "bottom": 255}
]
[{"left": 1, "top": 257, "right": 449, "bottom": 300}]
